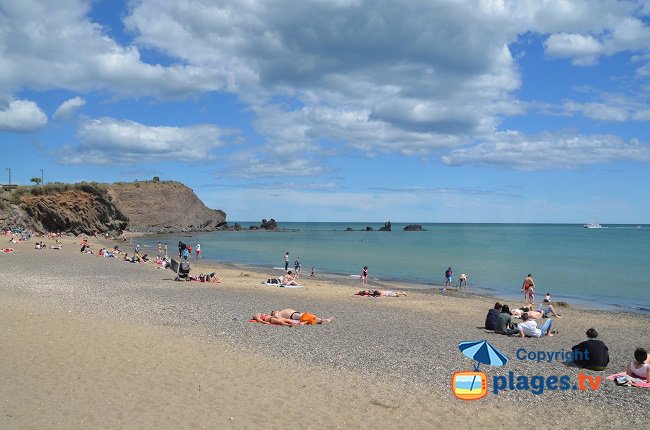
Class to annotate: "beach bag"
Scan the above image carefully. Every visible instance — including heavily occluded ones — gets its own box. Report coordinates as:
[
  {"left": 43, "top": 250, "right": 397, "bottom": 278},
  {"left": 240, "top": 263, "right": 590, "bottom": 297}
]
[{"left": 299, "top": 313, "right": 317, "bottom": 325}]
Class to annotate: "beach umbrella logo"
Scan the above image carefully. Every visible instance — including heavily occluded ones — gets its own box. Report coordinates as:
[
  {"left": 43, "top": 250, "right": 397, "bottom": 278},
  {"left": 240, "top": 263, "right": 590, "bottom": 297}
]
[{"left": 451, "top": 340, "right": 508, "bottom": 400}]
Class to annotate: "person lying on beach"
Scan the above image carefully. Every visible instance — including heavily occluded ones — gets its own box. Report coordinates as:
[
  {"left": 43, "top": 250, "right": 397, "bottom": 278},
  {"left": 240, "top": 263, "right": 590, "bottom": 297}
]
[
  {"left": 50, "top": 244, "right": 62, "bottom": 249},
  {"left": 270, "top": 309, "right": 335, "bottom": 324},
  {"left": 355, "top": 289, "right": 406, "bottom": 297},
  {"left": 252, "top": 313, "right": 299, "bottom": 326},
  {"left": 511, "top": 304, "right": 561, "bottom": 319},
  {"left": 190, "top": 273, "right": 221, "bottom": 283},
  {"left": 518, "top": 312, "right": 554, "bottom": 337},
  {"left": 626, "top": 348, "right": 650, "bottom": 381},
  {"left": 494, "top": 305, "right": 520, "bottom": 336}
]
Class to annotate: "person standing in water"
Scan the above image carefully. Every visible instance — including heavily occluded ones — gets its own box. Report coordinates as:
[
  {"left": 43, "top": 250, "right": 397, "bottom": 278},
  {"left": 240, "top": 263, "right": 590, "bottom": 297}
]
[
  {"left": 361, "top": 266, "right": 368, "bottom": 286},
  {"left": 445, "top": 267, "right": 453, "bottom": 287},
  {"left": 284, "top": 251, "right": 289, "bottom": 272},
  {"left": 522, "top": 274, "right": 535, "bottom": 304}
]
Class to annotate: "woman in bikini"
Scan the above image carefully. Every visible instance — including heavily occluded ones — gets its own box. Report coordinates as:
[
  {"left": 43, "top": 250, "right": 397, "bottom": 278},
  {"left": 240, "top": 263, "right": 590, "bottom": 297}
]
[
  {"left": 252, "top": 313, "right": 297, "bottom": 326},
  {"left": 270, "top": 309, "right": 334, "bottom": 324},
  {"left": 626, "top": 347, "right": 650, "bottom": 381}
]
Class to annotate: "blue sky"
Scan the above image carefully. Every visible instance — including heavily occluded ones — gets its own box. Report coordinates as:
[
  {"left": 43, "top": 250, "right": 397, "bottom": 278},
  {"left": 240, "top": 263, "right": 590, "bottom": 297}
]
[{"left": 1, "top": 0, "right": 650, "bottom": 223}]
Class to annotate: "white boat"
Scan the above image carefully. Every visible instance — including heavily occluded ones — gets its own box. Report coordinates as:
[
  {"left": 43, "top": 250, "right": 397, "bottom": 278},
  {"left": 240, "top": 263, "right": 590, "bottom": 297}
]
[{"left": 583, "top": 222, "right": 603, "bottom": 229}]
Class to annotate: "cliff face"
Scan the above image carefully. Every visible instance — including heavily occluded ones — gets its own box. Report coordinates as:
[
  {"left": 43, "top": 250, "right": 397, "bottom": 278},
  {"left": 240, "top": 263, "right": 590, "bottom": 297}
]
[
  {"left": 19, "top": 189, "right": 129, "bottom": 235},
  {"left": 0, "top": 181, "right": 227, "bottom": 235},
  {"left": 108, "top": 181, "right": 227, "bottom": 233}
]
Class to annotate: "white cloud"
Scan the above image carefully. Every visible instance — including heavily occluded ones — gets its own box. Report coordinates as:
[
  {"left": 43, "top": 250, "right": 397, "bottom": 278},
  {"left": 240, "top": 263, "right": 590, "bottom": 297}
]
[
  {"left": 62, "top": 117, "right": 233, "bottom": 164},
  {"left": 442, "top": 131, "right": 650, "bottom": 170},
  {"left": 225, "top": 149, "right": 326, "bottom": 178},
  {"left": 2, "top": 0, "right": 650, "bottom": 170},
  {"left": 53, "top": 96, "right": 86, "bottom": 120},
  {"left": 563, "top": 100, "right": 629, "bottom": 121},
  {"left": 0, "top": 99, "right": 47, "bottom": 132},
  {"left": 0, "top": 0, "right": 225, "bottom": 99}
]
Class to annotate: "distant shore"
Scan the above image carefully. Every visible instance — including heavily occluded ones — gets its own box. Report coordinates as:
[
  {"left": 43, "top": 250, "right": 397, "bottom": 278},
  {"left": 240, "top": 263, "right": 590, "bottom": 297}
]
[{"left": 1, "top": 236, "right": 648, "bottom": 428}]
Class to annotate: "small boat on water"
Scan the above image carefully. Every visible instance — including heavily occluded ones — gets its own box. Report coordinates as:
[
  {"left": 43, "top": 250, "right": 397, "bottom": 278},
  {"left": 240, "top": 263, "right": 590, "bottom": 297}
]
[{"left": 583, "top": 222, "right": 604, "bottom": 229}]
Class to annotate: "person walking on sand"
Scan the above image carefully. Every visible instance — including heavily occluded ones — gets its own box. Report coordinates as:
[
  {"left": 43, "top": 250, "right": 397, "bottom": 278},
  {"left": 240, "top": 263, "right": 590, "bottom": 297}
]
[
  {"left": 164, "top": 242, "right": 168, "bottom": 259},
  {"left": 445, "top": 267, "right": 453, "bottom": 287},
  {"left": 361, "top": 266, "right": 368, "bottom": 286},
  {"left": 294, "top": 257, "right": 301, "bottom": 278},
  {"left": 196, "top": 243, "right": 201, "bottom": 260},
  {"left": 284, "top": 251, "right": 289, "bottom": 272},
  {"left": 522, "top": 274, "right": 535, "bottom": 304}
]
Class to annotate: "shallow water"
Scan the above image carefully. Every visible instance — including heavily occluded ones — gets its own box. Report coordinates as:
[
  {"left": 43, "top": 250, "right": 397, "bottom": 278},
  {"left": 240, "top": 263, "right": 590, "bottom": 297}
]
[{"left": 137, "top": 223, "right": 650, "bottom": 311}]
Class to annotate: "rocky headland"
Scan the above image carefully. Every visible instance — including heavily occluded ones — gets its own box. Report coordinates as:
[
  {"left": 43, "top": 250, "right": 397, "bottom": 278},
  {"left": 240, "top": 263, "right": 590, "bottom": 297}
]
[{"left": 0, "top": 180, "right": 226, "bottom": 235}]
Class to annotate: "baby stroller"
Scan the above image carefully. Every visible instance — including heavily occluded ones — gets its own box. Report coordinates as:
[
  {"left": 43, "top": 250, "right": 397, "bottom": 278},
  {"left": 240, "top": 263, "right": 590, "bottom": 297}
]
[{"left": 170, "top": 258, "right": 191, "bottom": 281}]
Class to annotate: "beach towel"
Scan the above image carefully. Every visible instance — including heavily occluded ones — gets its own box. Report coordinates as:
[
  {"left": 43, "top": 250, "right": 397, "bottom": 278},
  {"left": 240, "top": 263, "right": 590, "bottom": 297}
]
[
  {"left": 248, "top": 319, "right": 300, "bottom": 326},
  {"left": 606, "top": 372, "right": 650, "bottom": 387},
  {"left": 2, "top": 248, "right": 14, "bottom": 253},
  {"left": 263, "top": 282, "right": 303, "bottom": 288}
]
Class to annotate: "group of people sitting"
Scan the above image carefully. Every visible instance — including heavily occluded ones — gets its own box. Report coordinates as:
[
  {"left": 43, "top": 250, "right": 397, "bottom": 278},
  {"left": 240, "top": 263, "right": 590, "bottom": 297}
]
[
  {"left": 266, "top": 270, "right": 300, "bottom": 286},
  {"left": 485, "top": 301, "right": 561, "bottom": 338},
  {"left": 252, "top": 308, "right": 334, "bottom": 326}
]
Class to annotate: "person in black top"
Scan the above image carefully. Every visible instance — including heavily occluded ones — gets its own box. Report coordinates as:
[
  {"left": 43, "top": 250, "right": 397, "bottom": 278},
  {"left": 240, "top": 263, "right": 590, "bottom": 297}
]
[
  {"left": 484, "top": 302, "right": 502, "bottom": 330},
  {"left": 572, "top": 328, "right": 609, "bottom": 371},
  {"left": 494, "top": 305, "right": 519, "bottom": 335}
]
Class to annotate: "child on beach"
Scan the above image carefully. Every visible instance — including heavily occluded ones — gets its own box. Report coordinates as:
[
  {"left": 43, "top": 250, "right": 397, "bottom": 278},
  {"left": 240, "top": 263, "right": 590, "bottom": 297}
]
[
  {"left": 310, "top": 267, "right": 316, "bottom": 277},
  {"left": 361, "top": 266, "right": 368, "bottom": 285},
  {"left": 543, "top": 292, "right": 551, "bottom": 303},
  {"left": 196, "top": 243, "right": 201, "bottom": 260}
]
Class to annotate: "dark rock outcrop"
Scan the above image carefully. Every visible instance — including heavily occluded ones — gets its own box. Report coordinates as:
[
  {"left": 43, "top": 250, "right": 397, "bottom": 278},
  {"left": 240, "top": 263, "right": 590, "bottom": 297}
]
[
  {"left": 19, "top": 189, "right": 128, "bottom": 236},
  {"left": 404, "top": 224, "right": 426, "bottom": 231},
  {"left": 379, "top": 221, "right": 392, "bottom": 231},
  {"left": 260, "top": 218, "right": 278, "bottom": 230}
]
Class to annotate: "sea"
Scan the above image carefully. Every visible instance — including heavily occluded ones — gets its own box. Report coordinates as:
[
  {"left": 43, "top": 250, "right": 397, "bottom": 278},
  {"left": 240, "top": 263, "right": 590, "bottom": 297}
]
[{"left": 136, "top": 223, "right": 650, "bottom": 313}]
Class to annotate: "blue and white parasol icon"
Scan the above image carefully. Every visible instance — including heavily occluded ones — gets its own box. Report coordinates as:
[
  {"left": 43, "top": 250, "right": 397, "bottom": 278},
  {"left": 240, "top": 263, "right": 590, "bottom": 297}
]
[{"left": 458, "top": 340, "right": 508, "bottom": 371}]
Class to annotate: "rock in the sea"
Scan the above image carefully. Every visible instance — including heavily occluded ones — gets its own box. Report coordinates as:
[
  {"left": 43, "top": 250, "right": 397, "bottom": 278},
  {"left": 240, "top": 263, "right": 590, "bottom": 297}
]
[
  {"left": 233, "top": 223, "right": 242, "bottom": 231},
  {"left": 379, "top": 221, "right": 392, "bottom": 231},
  {"left": 345, "top": 227, "right": 354, "bottom": 231},
  {"left": 403, "top": 224, "right": 426, "bottom": 231},
  {"left": 260, "top": 218, "right": 278, "bottom": 230},
  {"left": 365, "top": 226, "right": 374, "bottom": 231}
]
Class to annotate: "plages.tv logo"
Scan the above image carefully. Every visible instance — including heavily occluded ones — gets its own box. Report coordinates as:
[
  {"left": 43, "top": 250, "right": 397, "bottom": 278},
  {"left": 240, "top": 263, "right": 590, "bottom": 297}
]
[{"left": 451, "top": 340, "right": 508, "bottom": 400}]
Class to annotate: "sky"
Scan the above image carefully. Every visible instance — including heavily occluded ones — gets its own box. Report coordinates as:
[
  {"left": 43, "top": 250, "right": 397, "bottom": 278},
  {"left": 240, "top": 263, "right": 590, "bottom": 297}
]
[{"left": 1, "top": 0, "right": 650, "bottom": 223}]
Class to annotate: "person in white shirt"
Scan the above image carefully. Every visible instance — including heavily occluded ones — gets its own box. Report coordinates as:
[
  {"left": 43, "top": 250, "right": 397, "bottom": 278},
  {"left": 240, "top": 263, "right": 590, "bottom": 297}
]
[{"left": 518, "top": 313, "right": 554, "bottom": 337}]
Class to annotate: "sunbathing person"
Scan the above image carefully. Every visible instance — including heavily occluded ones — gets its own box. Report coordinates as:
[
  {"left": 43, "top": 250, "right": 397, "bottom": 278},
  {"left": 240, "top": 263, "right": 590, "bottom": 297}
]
[
  {"left": 282, "top": 271, "right": 300, "bottom": 286},
  {"left": 355, "top": 289, "right": 406, "bottom": 297},
  {"left": 626, "top": 348, "right": 650, "bottom": 381},
  {"left": 270, "top": 308, "right": 335, "bottom": 324},
  {"left": 252, "top": 313, "right": 298, "bottom": 326},
  {"left": 512, "top": 304, "right": 561, "bottom": 319}
]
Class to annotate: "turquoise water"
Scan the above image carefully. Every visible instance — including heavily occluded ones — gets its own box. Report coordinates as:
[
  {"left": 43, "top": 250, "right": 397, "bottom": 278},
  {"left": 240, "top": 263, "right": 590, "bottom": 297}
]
[{"left": 138, "top": 223, "right": 650, "bottom": 311}]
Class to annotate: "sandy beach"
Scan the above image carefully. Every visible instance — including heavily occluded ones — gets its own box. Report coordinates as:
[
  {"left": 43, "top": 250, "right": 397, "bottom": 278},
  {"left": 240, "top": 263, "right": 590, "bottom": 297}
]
[{"left": 1, "top": 236, "right": 649, "bottom": 429}]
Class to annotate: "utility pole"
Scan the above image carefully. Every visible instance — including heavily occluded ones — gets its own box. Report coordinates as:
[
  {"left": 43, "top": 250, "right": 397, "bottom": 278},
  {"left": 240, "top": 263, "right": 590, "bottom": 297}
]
[
  {"left": 5, "top": 168, "right": 10, "bottom": 186},
  {"left": 40, "top": 169, "right": 44, "bottom": 185}
]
